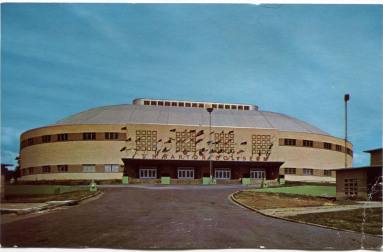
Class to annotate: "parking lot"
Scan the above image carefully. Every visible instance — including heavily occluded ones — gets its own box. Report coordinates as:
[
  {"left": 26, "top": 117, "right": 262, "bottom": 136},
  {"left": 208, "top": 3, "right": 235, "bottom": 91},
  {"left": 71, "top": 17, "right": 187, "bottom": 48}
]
[{"left": 1, "top": 185, "right": 381, "bottom": 249}]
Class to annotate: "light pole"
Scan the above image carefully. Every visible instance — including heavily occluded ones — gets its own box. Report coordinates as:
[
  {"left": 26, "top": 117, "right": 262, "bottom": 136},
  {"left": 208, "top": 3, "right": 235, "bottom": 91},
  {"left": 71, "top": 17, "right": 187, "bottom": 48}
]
[
  {"left": 344, "top": 94, "right": 350, "bottom": 168},
  {"left": 207, "top": 106, "right": 214, "bottom": 183}
]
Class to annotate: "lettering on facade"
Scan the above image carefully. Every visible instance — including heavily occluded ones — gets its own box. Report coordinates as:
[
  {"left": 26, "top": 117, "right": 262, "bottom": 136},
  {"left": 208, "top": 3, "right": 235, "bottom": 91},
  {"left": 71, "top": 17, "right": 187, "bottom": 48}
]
[{"left": 122, "top": 128, "right": 275, "bottom": 161}]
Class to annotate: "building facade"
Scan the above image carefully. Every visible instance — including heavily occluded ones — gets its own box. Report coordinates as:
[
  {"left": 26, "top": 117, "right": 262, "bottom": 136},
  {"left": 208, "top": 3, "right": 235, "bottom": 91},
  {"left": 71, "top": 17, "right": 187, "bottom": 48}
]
[
  {"left": 18, "top": 98, "right": 353, "bottom": 184},
  {"left": 335, "top": 148, "right": 382, "bottom": 201}
]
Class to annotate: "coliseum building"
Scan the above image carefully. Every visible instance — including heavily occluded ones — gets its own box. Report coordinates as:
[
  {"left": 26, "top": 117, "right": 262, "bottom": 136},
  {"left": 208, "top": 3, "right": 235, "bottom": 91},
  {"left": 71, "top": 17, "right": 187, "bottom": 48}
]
[{"left": 19, "top": 98, "right": 353, "bottom": 184}]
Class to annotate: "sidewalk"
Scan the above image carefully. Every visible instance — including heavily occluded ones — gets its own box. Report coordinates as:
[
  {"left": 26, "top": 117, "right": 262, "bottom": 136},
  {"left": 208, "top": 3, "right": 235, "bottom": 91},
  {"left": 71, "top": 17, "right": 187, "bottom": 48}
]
[{"left": 259, "top": 201, "right": 382, "bottom": 217}]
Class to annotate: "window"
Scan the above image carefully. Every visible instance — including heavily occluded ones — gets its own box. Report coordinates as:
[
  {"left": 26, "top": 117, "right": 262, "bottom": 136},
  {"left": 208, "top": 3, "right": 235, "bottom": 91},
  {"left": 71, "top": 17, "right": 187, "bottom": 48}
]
[
  {"left": 104, "top": 164, "right": 119, "bottom": 173},
  {"left": 324, "top": 142, "right": 332, "bottom": 149},
  {"left": 27, "top": 138, "right": 34, "bottom": 145},
  {"left": 231, "top": 105, "right": 237, "bottom": 109},
  {"left": 284, "top": 138, "right": 296, "bottom": 146},
  {"left": 303, "top": 168, "right": 314, "bottom": 176},
  {"left": 344, "top": 178, "right": 358, "bottom": 197},
  {"left": 57, "top": 133, "right": 68, "bottom": 141},
  {"left": 284, "top": 168, "right": 296, "bottom": 174},
  {"left": 42, "top": 135, "right": 51, "bottom": 143},
  {"left": 150, "top": 101, "right": 157, "bottom": 106},
  {"left": 185, "top": 103, "right": 191, "bottom": 107},
  {"left": 215, "top": 168, "right": 231, "bottom": 179},
  {"left": 244, "top": 106, "right": 250, "bottom": 110},
  {"left": 158, "top": 101, "right": 164, "bottom": 106},
  {"left": 58, "top": 165, "right": 68, "bottom": 172},
  {"left": 42, "top": 166, "right": 51, "bottom": 173},
  {"left": 28, "top": 167, "right": 34, "bottom": 174},
  {"left": 165, "top": 102, "right": 170, "bottom": 106},
  {"left": 178, "top": 102, "right": 184, "bottom": 107},
  {"left": 214, "top": 132, "right": 235, "bottom": 154},
  {"left": 212, "top": 104, "right": 217, "bottom": 109},
  {"left": 83, "top": 132, "right": 96, "bottom": 140},
  {"left": 250, "top": 169, "right": 265, "bottom": 179},
  {"left": 172, "top": 102, "right": 177, "bottom": 106},
  {"left": 82, "top": 164, "right": 96, "bottom": 173},
  {"left": 136, "top": 130, "right": 157, "bottom": 151},
  {"left": 139, "top": 168, "right": 157, "bottom": 179},
  {"left": 238, "top": 106, "right": 243, "bottom": 110},
  {"left": 336, "top": 145, "right": 342, "bottom": 152},
  {"left": 144, "top": 101, "right": 150, "bottom": 105},
  {"left": 198, "top": 103, "right": 204, "bottom": 108},
  {"left": 225, "top": 105, "right": 230, "bottom": 109},
  {"left": 252, "top": 135, "right": 272, "bottom": 155},
  {"left": 347, "top": 148, "right": 353, "bottom": 156},
  {"left": 176, "top": 131, "right": 196, "bottom": 153},
  {"left": 324, "top": 170, "right": 332, "bottom": 176},
  {"left": 105, "top": 132, "right": 119, "bottom": 140},
  {"left": 303, "top": 140, "right": 313, "bottom": 147},
  {"left": 177, "top": 168, "right": 195, "bottom": 179},
  {"left": 218, "top": 104, "right": 224, "bottom": 109}
]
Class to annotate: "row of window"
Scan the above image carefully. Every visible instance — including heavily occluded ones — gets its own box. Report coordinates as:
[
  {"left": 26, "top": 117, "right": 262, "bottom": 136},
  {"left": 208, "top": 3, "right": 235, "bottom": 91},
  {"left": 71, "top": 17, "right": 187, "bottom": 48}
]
[
  {"left": 284, "top": 168, "right": 332, "bottom": 176},
  {"left": 21, "top": 164, "right": 120, "bottom": 175},
  {"left": 282, "top": 138, "right": 353, "bottom": 156},
  {"left": 21, "top": 132, "right": 122, "bottom": 149},
  {"left": 142, "top": 100, "right": 252, "bottom": 111},
  {"left": 138, "top": 167, "right": 265, "bottom": 180}
]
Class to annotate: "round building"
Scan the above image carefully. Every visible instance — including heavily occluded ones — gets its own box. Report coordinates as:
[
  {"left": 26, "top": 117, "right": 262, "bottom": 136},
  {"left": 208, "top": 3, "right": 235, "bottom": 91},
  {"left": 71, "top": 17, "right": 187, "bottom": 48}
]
[{"left": 19, "top": 98, "right": 353, "bottom": 184}]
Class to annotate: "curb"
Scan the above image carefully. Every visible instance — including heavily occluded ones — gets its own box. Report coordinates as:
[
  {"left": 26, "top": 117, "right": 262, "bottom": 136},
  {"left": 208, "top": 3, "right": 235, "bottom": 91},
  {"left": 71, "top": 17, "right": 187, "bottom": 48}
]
[
  {"left": 1, "top": 190, "right": 102, "bottom": 215},
  {"left": 229, "top": 190, "right": 383, "bottom": 238}
]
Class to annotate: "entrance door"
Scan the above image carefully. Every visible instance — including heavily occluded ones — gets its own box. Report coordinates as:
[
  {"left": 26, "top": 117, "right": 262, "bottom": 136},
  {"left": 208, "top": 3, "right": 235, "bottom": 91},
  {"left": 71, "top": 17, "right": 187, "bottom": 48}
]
[
  {"left": 139, "top": 167, "right": 157, "bottom": 179},
  {"left": 250, "top": 169, "right": 265, "bottom": 179},
  {"left": 177, "top": 167, "right": 195, "bottom": 179},
  {"left": 215, "top": 168, "right": 231, "bottom": 179}
]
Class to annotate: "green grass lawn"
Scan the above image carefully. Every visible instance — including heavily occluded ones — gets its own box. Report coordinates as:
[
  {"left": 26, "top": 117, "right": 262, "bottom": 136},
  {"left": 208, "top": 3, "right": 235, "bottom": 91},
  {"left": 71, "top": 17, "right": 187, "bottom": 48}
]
[
  {"left": 289, "top": 207, "right": 383, "bottom": 235},
  {"left": 252, "top": 185, "right": 336, "bottom": 197}
]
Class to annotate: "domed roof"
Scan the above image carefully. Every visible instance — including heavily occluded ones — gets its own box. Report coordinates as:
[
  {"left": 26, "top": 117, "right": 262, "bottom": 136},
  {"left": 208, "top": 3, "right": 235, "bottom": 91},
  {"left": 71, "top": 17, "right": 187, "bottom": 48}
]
[{"left": 55, "top": 104, "right": 329, "bottom": 135}]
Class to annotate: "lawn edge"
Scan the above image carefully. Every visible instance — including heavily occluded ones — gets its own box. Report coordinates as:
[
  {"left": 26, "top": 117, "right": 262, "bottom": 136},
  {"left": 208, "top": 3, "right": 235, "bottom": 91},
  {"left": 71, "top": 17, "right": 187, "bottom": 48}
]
[
  {"left": 1, "top": 190, "right": 103, "bottom": 215},
  {"left": 229, "top": 190, "right": 382, "bottom": 238}
]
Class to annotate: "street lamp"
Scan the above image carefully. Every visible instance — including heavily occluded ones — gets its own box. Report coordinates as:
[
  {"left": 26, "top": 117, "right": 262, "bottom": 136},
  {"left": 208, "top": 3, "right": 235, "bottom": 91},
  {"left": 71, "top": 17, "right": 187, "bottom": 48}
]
[
  {"left": 207, "top": 106, "right": 214, "bottom": 183},
  {"left": 344, "top": 94, "right": 350, "bottom": 168}
]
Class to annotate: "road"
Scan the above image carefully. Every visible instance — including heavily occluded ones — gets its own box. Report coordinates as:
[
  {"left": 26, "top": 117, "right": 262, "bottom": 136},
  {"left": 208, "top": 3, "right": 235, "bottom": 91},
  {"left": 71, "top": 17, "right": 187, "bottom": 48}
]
[{"left": 1, "top": 185, "right": 381, "bottom": 249}]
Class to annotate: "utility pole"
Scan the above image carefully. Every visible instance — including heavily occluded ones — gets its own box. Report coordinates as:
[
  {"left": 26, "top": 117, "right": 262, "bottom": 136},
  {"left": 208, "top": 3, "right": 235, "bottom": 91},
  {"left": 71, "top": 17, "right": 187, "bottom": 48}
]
[
  {"left": 344, "top": 94, "right": 350, "bottom": 168},
  {"left": 207, "top": 106, "right": 214, "bottom": 183}
]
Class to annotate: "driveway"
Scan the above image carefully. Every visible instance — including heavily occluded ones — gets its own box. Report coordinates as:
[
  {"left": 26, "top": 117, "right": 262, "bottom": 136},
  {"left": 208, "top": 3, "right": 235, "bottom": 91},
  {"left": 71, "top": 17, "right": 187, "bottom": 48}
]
[{"left": 1, "top": 185, "right": 381, "bottom": 249}]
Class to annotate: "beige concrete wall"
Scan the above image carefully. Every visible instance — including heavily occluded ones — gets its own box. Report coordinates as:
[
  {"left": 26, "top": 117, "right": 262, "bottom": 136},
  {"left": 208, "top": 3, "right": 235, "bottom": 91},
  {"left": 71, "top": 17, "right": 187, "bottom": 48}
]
[
  {"left": 276, "top": 131, "right": 352, "bottom": 170},
  {"left": 20, "top": 172, "right": 123, "bottom": 181},
  {"left": 19, "top": 123, "right": 353, "bottom": 181}
]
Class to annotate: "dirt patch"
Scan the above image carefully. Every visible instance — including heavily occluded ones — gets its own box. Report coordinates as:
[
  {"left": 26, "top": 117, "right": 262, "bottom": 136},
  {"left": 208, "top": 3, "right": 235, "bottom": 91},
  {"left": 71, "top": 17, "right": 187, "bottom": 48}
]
[
  {"left": 233, "top": 191, "right": 336, "bottom": 209},
  {"left": 3, "top": 190, "right": 97, "bottom": 203},
  {"left": 288, "top": 207, "right": 383, "bottom": 236}
]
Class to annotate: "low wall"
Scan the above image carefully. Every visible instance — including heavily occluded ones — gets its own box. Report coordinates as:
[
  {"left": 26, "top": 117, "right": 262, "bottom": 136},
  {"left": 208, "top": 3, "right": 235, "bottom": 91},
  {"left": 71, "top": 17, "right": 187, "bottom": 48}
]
[
  {"left": 128, "top": 178, "right": 161, "bottom": 184},
  {"left": 216, "top": 179, "right": 241, "bottom": 184},
  {"left": 4, "top": 185, "right": 86, "bottom": 196},
  {"left": 171, "top": 179, "right": 202, "bottom": 185}
]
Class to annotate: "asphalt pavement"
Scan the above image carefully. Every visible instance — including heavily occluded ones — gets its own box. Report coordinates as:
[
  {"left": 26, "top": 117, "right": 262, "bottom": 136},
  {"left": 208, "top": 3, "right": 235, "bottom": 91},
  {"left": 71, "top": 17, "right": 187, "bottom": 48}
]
[{"left": 1, "top": 185, "right": 382, "bottom": 249}]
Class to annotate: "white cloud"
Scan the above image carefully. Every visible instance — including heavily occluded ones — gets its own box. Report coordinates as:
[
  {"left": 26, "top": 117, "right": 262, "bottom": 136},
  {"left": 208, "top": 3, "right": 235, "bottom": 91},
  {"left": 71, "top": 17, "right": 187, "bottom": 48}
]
[{"left": 352, "top": 152, "right": 370, "bottom": 167}]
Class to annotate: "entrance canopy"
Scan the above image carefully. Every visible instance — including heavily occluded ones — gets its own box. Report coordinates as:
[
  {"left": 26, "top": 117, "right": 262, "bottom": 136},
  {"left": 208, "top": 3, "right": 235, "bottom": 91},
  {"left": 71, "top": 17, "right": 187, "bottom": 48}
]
[
  {"left": 122, "top": 158, "right": 284, "bottom": 168},
  {"left": 122, "top": 158, "right": 284, "bottom": 180}
]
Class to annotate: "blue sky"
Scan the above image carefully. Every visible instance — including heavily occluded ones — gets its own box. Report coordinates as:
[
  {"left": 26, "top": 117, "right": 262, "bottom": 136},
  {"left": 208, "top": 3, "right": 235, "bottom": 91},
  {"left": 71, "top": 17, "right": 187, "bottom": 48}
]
[{"left": 1, "top": 4, "right": 382, "bottom": 168}]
